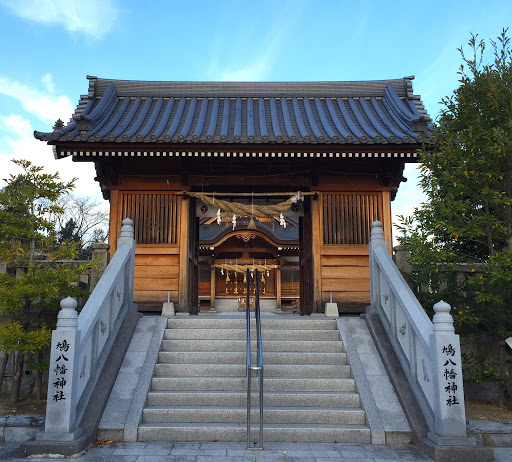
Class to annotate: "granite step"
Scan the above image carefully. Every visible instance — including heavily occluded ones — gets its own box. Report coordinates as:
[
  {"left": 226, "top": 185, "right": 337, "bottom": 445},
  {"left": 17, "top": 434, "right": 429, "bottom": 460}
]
[
  {"left": 142, "top": 406, "right": 366, "bottom": 425},
  {"left": 153, "top": 363, "right": 351, "bottom": 378},
  {"left": 160, "top": 339, "right": 344, "bottom": 352},
  {"left": 166, "top": 318, "right": 338, "bottom": 330},
  {"left": 139, "top": 317, "right": 368, "bottom": 443},
  {"left": 157, "top": 351, "right": 347, "bottom": 365},
  {"left": 146, "top": 390, "right": 361, "bottom": 407},
  {"left": 148, "top": 377, "right": 357, "bottom": 393},
  {"left": 164, "top": 328, "right": 340, "bottom": 341},
  {"left": 137, "top": 422, "right": 371, "bottom": 443}
]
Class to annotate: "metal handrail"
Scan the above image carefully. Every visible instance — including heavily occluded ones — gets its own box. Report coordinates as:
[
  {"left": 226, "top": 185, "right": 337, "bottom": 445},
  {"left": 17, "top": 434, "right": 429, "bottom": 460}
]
[{"left": 246, "top": 268, "right": 263, "bottom": 450}]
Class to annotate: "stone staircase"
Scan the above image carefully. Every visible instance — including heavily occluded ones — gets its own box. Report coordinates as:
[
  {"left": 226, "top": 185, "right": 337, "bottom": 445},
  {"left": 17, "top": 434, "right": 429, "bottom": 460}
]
[{"left": 137, "top": 317, "right": 371, "bottom": 443}]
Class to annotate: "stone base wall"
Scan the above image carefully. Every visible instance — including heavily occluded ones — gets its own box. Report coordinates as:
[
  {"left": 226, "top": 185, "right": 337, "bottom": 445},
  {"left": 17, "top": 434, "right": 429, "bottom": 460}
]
[{"left": 0, "top": 416, "right": 44, "bottom": 442}]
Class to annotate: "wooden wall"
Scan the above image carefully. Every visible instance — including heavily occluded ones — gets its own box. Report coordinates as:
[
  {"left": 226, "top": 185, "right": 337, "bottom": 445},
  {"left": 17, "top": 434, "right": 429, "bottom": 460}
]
[
  {"left": 109, "top": 190, "right": 182, "bottom": 308},
  {"left": 315, "top": 189, "right": 392, "bottom": 311},
  {"left": 320, "top": 246, "right": 370, "bottom": 309},
  {"left": 133, "top": 246, "right": 179, "bottom": 304}
]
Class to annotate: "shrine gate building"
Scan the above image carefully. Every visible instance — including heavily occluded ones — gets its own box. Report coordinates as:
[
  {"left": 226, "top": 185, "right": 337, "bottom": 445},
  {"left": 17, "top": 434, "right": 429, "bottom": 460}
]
[{"left": 35, "top": 76, "right": 430, "bottom": 314}]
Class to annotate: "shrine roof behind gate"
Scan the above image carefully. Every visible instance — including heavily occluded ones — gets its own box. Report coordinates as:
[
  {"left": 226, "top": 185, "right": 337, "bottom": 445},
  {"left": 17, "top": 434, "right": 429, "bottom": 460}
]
[
  {"left": 200, "top": 218, "right": 299, "bottom": 244},
  {"left": 34, "top": 76, "right": 431, "bottom": 148}
]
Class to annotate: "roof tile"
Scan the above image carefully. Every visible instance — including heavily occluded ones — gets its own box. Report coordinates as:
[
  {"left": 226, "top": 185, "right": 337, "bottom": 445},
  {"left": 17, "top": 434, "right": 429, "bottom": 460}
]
[{"left": 34, "top": 77, "right": 431, "bottom": 146}]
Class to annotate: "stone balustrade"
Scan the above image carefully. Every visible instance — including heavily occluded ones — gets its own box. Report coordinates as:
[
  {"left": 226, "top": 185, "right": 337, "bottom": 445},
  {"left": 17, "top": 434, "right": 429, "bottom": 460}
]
[
  {"left": 369, "top": 221, "right": 471, "bottom": 446},
  {"left": 37, "top": 218, "right": 136, "bottom": 441}
]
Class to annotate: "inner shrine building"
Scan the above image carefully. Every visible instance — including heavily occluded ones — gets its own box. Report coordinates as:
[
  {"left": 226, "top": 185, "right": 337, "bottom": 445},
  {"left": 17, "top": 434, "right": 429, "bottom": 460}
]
[{"left": 35, "top": 76, "right": 430, "bottom": 314}]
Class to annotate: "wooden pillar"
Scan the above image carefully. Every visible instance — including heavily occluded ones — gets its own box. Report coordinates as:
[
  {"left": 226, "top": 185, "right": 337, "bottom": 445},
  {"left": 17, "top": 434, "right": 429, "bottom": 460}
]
[
  {"left": 276, "top": 266, "right": 281, "bottom": 310},
  {"left": 108, "top": 189, "right": 121, "bottom": 257},
  {"left": 382, "top": 190, "right": 393, "bottom": 255},
  {"left": 210, "top": 263, "right": 216, "bottom": 309},
  {"left": 178, "top": 196, "right": 189, "bottom": 312},
  {"left": 311, "top": 195, "right": 322, "bottom": 313}
]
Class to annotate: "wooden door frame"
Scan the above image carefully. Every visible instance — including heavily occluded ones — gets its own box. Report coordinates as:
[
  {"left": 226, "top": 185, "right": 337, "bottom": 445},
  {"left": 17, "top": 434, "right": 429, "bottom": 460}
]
[
  {"left": 299, "top": 197, "right": 313, "bottom": 315},
  {"left": 179, "top": 196, "right": 199, "bottom": 313}
]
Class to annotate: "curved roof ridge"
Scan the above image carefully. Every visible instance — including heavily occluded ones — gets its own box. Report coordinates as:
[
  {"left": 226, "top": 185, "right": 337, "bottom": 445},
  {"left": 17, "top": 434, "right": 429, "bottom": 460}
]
[{"left": 86, "top": 76, "right": 417, "bottom": 98}]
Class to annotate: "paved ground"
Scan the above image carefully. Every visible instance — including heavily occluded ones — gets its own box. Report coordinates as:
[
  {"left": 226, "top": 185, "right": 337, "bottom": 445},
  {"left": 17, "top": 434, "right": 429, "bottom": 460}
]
[
  {"left": 1, "top": 441, "right": 512, "bottom": 462},
  {"left": 0, "top": 441, "right": 432, "bottom": 461}
]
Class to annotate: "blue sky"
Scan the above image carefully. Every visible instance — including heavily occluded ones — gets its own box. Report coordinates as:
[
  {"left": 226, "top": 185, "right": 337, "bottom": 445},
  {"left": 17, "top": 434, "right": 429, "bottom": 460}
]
[{"left": 0, "top": 0, "right": 510, "bottom": 238}]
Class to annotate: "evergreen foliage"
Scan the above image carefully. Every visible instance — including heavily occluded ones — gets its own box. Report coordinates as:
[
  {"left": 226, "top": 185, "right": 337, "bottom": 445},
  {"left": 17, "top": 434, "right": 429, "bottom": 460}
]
[
  {"left": 397, "top": 29, "right": 512, "bottom": 385},
  {"left": 0, "top": 160, "right": 91, "bottom": 401}
]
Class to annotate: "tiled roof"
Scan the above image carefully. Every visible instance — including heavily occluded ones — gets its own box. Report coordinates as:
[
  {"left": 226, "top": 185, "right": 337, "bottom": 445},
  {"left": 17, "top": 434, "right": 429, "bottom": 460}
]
[{"left": 34, "top": 76, "right": 431, "bottom": 146}]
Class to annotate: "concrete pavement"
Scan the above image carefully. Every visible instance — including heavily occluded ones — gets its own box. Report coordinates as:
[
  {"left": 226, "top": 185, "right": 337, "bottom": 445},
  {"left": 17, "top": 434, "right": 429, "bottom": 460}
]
[
  {"left": 0, "top": 441, "right": 432, "bottom": 461},
  {"left": 2, "top": 441, "right": 512, "bottom": 461}
]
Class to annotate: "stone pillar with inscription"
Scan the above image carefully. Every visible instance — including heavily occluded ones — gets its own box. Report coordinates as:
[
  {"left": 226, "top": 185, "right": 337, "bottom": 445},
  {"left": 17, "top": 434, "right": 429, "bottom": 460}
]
[
  {"left": 38, "top": 297, "right": 81, "bottom": 440},
  {"left": 428, "top": 300, "right": 474, "bottom": 446}
]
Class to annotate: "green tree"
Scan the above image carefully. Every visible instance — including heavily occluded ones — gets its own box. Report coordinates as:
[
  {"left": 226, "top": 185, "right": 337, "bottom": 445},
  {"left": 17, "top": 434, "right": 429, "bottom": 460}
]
[
  {"left": 397, "top": 29, "right": 512, "bottom": 341},
  {"left": 58, "top": 218, "right": 81, "bottom": 245},
  {"left": 0, "top": 160, "right": 89, "bottom": 401},
  {"left": 54, "top": 196, "right": 109, "bottom": 258}
]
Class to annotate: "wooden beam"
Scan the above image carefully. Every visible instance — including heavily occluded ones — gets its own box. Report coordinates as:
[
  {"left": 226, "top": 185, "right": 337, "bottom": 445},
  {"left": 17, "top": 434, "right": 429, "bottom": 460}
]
[
  {"left": 210, "top": 265, "right": 216, "bottom": 309},
  {"left": 382, "top": 191, "right": 393, "bottom": 255},
  {"left": 320, "top": 245, "right": 369, "bottom": 256},
  {"left": 311, "top": 195, "right": 322, "bottom": 313},
  {"left": 135, "top": 245, "right": 180, "bottom": 255},
  {"left": 188, "top": 175, "right": 311, "bottom": 187},
  {"left": 178, "top": 196, "right": 189, "bottom": 311},
  {"left": 179, "top": 191, "right": 317, "bottom": 197},
  {"left": 108, "top": 189, "right": 120, "bottom": 257},
  {"left": 276, "top": 266, "right": 281, "bottom": 309},
  {"left": 214, "top": 247, "right": 278, "bottom": 254},
  {"left": 63, "top": 141, "right": 419, "bottom": 154}
]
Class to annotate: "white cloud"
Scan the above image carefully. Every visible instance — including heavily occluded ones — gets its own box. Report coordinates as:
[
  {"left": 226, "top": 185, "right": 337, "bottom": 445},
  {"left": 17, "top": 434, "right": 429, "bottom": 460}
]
[
  {"left": 392, "top": 164, "right": 427, "bottom": 245},
  {"left": 217, "top": 55, "right": 274, "bottom": 82},
  {"left": 207, "top": 0, "right": 307, "bottom": 81},
  {"left": 209, "top": 31, "right": 281, "bottom": 82},
  {"left": 0, "top": 0, "right": 119, "bottom": 39},
  {"left": 41, "top": 73, "right": 56, "bottom": 94},
  {"left": 208, "top": 35, "right": 278, "bottom": 82},
  {"left": 0, "top": 114, "right": 104, "bottom": 203},
  {"left": 0, "top": 74, "right": 104, "bottom": 207},
  {"left": 0, "top": 114, "right": 32, "bottom": 139},
  {"left": 0, "top": 74, "right": 74, "bottom": 124}
]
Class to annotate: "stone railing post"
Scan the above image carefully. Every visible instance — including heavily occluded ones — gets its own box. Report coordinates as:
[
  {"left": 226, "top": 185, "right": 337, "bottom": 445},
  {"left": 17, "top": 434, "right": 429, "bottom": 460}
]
[
  {"left": 429, "top": 300, "right": 471, "bottom": 445},
  {"left": 118, "top": 217, "right": 135, "bottom": 248},
  {"left": 39, "top": 297, "right": 81, "bottom": 439},
  {"left": 90, "top": 242, "right": 110, "bottom": 293},
  {"left": 117, "top": 218, "right": 136, "bottom": 310},
  {"left": 369, "top": 221, "right": 387, "bottom": 308}
]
